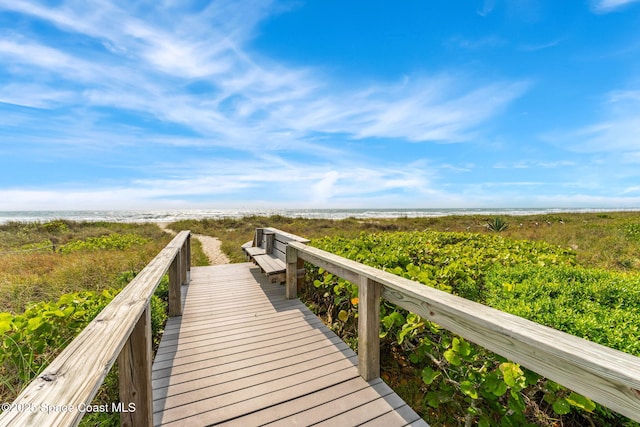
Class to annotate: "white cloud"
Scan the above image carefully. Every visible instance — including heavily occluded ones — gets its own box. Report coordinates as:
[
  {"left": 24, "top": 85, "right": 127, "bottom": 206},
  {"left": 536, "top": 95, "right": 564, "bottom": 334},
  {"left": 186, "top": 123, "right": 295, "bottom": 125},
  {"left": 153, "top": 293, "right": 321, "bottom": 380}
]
[
  {"left": 312, "top": 171, "right": 340, "bottom": 204},
  {"left": 519, "top": 40, "right": 561, "bottom": 52},
  {"left": 542, "top": 89, "right": 640, "bottom": 153},
  {"left": 622, "top": 186, "right": 640, "bottom": 194},
  {"left": 492, "top": 160, "right": 576, "bottom": 169},
  {"left": 0, "top": 0, "right": 538, "bottom": 209},
  {"left": 477, "top": 0, "right": 497, "bottom": 17},
  {"left": 0, "top": 39, "right": 73, "bottom": 70},
  {"left": 591, "top": 0, "right": 640, "bottom": 13},
  {"left": 271, "top": 77, "right": 529, "bottom": 143},
  {"left": 0, "top": 83, "right": 75, "bottom": 108},
  {"left": 0, "top": 158, "right": 442, "bottom": 210},
  {"left": 0, "top": 0, "right": 528, "bottom": 152}
]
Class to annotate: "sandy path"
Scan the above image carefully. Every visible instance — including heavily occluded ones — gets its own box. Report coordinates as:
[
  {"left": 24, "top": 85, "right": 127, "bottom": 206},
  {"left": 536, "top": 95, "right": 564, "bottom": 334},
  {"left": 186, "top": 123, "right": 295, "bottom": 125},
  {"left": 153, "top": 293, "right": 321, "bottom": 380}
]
[
  {"left": 157, "top": 223, "right": 230, "bottom": 265},
  {"left": 194, "top": 234, "right": 230, "bottom": 265}
]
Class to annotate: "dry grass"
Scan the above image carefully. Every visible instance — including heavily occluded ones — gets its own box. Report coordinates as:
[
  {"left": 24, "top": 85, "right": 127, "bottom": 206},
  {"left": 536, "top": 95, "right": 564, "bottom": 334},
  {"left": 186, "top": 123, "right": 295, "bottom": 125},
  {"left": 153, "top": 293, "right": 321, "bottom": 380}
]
[{"left": 0, "top": 221, "right": 171, "bottom": 313}]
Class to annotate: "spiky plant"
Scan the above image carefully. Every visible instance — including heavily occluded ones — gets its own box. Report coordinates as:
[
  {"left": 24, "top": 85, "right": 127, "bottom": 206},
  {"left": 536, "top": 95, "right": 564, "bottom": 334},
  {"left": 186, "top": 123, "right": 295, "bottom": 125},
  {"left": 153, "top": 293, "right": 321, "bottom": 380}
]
[{"left": 487, "top": 217, "right": 509, "bottom": 232}]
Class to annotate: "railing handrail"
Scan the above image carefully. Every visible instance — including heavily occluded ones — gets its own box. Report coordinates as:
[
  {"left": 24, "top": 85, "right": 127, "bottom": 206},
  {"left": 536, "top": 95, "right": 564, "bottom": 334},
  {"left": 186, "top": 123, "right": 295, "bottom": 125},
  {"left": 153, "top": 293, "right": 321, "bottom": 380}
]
[
  {"left": 286, "top": 240, "right": 640, "bottom": 423},
  {"left": 0, "top": 230, "right": 191, "bottom": 427}
]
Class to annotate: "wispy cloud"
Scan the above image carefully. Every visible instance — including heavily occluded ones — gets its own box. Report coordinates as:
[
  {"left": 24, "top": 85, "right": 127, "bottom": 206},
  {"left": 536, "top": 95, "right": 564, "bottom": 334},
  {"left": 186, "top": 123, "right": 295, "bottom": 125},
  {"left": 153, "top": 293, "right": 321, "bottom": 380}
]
[
  {"left": 446, "top": 36, "right": 506, "bottom": 50},
  {"left": 542, "top": 89, "right": 640, "bottom": 154},
  {"left": 0, "top": 157, "right": 442, "bottom": 210},
  {"left": 518, "top": 39, "right": 561, "bottom": 52},
  {"left": 477, "top": 0, "right": 497, "bottom": 17},
  {"left": 0, "top": 0, "right": 537, "bottom": 209},
  {"left": 622, "top": 186, "right": 640, "bottom": 194},
  {"left": 492, "top": 160, "right": 576, "bottom": 169},
  {"left": 591, "top": 0, "right": 640, "bottom": 13},
  {"left": 0, "top": 0, "right": 527, "bottom": 152}
]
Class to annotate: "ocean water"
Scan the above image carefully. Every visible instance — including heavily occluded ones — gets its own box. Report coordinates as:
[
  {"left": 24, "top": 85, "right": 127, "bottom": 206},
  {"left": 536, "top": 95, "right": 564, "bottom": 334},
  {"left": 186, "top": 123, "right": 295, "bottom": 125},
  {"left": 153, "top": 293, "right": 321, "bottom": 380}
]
[{"left": 0, "top": 208, "right": 637, "bottom": 225}]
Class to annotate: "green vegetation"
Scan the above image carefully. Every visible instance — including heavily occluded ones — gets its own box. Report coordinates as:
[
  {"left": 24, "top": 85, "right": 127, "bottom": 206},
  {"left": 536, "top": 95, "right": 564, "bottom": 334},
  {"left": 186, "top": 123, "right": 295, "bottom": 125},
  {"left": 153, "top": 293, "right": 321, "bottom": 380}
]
[
  {"left": 1, "top": 212, "right": 640, "bottom": 425},
  {"left": 0, "top": 220, "right": 169, "bottom": 313},
  {"left": 303, "top": 231, "right": 640, "bottom": 426},
  {"left": 189, "top": 237, "right": 211, "bottom": 266},
  {"left": 0, "top": 220, "right": 177, "bottom": 425},
  {"left": 169, "top": 212, "right": 640, "bottom": 425},
  {"left": 59, "top": 233, "right": 151, "bottom": 253},
  {"left": 487, "top": 216, "right": 509, "bottom": 232},
  {"left": 0, "top": 290, "right": 118, "bottom": 395},
  {"left": 169, "top": 211, "right": 640, "bottom": 272}
]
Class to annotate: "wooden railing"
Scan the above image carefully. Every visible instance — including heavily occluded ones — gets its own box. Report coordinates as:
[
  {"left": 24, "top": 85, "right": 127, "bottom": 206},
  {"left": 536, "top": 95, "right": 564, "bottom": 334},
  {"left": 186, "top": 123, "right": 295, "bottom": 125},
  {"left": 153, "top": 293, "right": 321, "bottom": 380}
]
[
  {"left": 285, "top": 241, "right": 640, "bottom": 423},
  {"left": 0, "top": 231, "right": 191, "bottom": 427}
]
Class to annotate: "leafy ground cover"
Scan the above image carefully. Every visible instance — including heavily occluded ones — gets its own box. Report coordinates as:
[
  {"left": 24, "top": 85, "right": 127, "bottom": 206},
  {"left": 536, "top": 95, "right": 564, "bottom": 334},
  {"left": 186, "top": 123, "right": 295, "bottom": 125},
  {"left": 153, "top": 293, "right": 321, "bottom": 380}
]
[{"left": 304, "top": 231, "right": 640, "bottom": 426}]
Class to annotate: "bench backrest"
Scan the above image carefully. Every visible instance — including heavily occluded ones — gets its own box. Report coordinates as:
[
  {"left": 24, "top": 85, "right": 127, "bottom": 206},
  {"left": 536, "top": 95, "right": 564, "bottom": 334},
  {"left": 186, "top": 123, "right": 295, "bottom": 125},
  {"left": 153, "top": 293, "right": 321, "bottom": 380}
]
[{"left": 254, "top": 227, "right": 310, "bottom": 262}]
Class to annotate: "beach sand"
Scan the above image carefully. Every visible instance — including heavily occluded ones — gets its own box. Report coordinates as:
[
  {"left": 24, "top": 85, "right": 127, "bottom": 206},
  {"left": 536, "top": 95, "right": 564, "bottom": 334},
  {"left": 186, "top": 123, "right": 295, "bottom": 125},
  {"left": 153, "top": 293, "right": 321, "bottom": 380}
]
[{"left": 157, "top": 222, "right": 230, "bottom": 265}]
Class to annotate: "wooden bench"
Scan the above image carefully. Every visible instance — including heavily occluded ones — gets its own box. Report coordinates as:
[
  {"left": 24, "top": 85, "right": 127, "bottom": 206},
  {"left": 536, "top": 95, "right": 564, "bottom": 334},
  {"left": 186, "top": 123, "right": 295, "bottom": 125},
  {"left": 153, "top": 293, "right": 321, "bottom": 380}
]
[{"left": 242, "top": 227, "right": 310, "bottom": 283}]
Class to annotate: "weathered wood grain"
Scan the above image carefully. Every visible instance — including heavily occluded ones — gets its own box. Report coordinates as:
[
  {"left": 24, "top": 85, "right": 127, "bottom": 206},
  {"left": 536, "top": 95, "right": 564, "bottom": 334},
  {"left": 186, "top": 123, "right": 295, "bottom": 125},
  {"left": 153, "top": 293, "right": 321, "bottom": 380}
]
[
  {"left": 253, "top": 253, "right": 285, "bottom": 275},
  {"left": 288, "top": 241, "right": 640, "bottom": 423},
  {"left": 358, "top": 276, "right": 381, "bottom": 381},
  {"left": 261, "top": 227, "right": 310, "bottom": 244},
  {"left": 118, "top": 307, "right": 152, "bottom": 427},
  {"left": 168, "top": 253, "right": 181, "bottom": 317},
  {"left": 285, "top": 245, "right": 298, "bottom": 299},
  {"left": 244, "top": 246, "right": 266, "bottom": 257}
]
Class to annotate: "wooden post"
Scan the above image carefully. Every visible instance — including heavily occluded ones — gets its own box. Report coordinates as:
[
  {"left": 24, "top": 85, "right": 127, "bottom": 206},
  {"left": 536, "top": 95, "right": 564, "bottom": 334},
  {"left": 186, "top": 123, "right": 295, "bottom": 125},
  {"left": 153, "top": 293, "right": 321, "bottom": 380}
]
[
  {"left": 118, "top": 306, "right": 152, "bottom": 427},
  {"left": 297, "top": 257, "right": 305, "bottom": 294},
  {"left": 168, "top": 253, "right": 182, "bottom": 316},
  {"left": 180, "top": 241, "right": 187, "bottom": 286},
  {"left": 185, "top": 234, "right": 191, "bottom": 284},
  {"left": 265, "top": 232, "right": 275, "bottom": 254},
  {"left": 286, "top": 245, "right": 298, "bottom": 299},
  {"left": 254, "top": 228, "right": 264, "bottom": 247},
  {"left": 358, "top": 276, "right": 381, "bottom": 381}
]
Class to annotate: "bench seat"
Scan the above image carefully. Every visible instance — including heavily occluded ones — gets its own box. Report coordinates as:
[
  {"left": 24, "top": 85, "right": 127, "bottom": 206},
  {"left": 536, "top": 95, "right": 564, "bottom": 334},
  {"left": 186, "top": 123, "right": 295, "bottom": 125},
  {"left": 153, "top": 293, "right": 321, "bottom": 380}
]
[
  {"left": 244, "top": 246, "right": 267, "bottom": 257},
  {"left": 243, "top": 228, "right": 310, "bottom": 283},
  {"left": 253, "top": 254, "right": 286, "bottom": 276}
]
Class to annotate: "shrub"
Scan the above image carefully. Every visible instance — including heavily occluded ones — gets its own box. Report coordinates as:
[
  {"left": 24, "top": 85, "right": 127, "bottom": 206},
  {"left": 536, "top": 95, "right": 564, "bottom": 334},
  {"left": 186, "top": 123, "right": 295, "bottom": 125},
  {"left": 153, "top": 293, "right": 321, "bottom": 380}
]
[
  {"left": 302, "top": 231, "right": 639, "bottom": 426},
  {"left": 487, "top": 217, "right": 509, "bottom": 232},
  {"left": 60, "top": 234, "right": 151, "bottom": 253}
]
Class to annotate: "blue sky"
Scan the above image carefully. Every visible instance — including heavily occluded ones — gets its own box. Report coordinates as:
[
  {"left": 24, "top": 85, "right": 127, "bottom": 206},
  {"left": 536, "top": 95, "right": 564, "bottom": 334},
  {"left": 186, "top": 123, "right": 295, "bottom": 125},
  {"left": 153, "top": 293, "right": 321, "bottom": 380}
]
[{"left": 1, "top": 0, "right": 640, "bottom": 210}]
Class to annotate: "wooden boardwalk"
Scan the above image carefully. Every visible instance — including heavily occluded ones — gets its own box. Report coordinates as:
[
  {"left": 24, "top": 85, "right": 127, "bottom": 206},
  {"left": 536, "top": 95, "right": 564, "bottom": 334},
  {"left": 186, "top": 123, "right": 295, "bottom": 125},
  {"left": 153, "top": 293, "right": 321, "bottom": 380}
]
[{"left": 152, "top": 263, "right": 427, "bottom": 426}]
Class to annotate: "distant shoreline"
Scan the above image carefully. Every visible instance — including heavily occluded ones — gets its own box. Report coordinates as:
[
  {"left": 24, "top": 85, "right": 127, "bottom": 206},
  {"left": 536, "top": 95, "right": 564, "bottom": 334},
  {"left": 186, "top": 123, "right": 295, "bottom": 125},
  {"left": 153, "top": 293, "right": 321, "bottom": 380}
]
[{"left": 1, "top": 207, "right": 639, "bottom": 225}]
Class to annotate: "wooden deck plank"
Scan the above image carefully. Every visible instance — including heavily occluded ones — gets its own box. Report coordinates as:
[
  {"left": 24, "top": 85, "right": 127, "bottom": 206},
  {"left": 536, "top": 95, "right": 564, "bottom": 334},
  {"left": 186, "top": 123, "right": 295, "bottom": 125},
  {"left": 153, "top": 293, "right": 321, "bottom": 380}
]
[
  {"left": 153, "top": 319, "right": 327, "bottom": 366},
  {"left": 155, "top": 315, "right": 325, "bottom": 358},
  {"left": 153, "top": 335, "right": 349, "bottom": 391},
  {"left": 218, "top": 377, "right": 379, "bottom": 426},
  {"left": 153, "top": 318, "right": 327, "bottom": 367},
  {"left": 152, "top": 263, "right": 427, "bottom": 426},
  {"left": 260, "top": 378, "right": 393, "bottom": 426},
  {"left": 156, "top": 310, "right": 320, "bottom": 349},
  {"left": 360, "top": 404, "right": 425, "bottom": 426},
  {"left": 153, "top": 339, "right": 352, "bottom": 401},
  {"left": 155, "top": 354, "right": 358, "bottom": 416},
  {"left": 312, "top": 396, "right": 406, "bottom": 427},
  {"left": 156, "top": 361, "right": 359, "bottom": 425}
]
